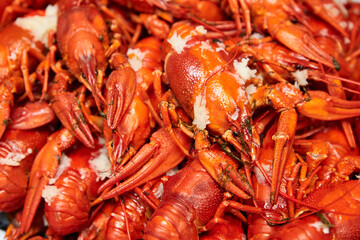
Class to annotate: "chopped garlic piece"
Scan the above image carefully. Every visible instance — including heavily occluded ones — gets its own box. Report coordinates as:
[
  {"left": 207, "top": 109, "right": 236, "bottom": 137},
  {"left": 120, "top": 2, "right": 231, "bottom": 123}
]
[
  {"left": 153, "top": 183, "right": 164, "bottom": 198},
  {"left": 348, "top": 22, "right": 354, "bottom": 31},
  {"left": 79, "top": 168, "right": 87, "bottom": 180},
  {"left": 127, "top": 48, "right": 145, "bottom": 71},
  {"left": 234, "top": 58, "right": 257, "bottom": 81},
  {"left": 254, "top": 167, "right": 266, "bottom": 185},
  {"left": 195, "top": 25, "right": 207, "bottom": 35},
  {"left": 215, "top": 42, "right": 226, "bottom": 52},
  {"left": 166, "top": 166, "right": 179, "bottom": 176},
  {"left": 230, "top": 108, "right": 239, "bottom": 121},
  {"left": 309, "top": 221, "right": 330, "bottom": 234},
  {"left": 193, "top": 94, "right": 210, "bottom": 130},
  {"left": 199, "top": 41, "right": 212, "bottom": 54},
  {"left": 319, "top": 28, "right": 329, "bottom": 36},
  {"left": 245, "top": 84, "right": 257, "bottom": 96},
  {"left": 292, "top": 70, "right": 308, "bottom": 87},
  {"left": 167, "top": 32, "right": 190, "bottom": 54},
  {"left": 98, "top": 137, "right": 106, "bottom": 145},
  {"left": 42, "top": 185, "right": 59, "bottom": 206},
  {"left": 15, "top": 5, "right": 58, "bottom": 47},
  {"left": 340, "top": 21, "right": 348, "bottom": 29},
  {"left": 0, "top": 152, "right": 26, "bottom": 166},
  {"left": 250, "top": 33, "right": 264, "bottom": 39},
  {"left": 89, "top": 147, "right": 111, "bottom": 181},
  {"left": 324, "top": 3, "right": 341, "bottom": 17},
  {"left": 333, "top": 0, "right": 348, "bottom": 16}
]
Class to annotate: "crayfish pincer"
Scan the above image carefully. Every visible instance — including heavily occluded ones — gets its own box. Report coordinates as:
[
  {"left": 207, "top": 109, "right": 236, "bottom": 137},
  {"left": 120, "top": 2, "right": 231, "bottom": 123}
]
[{"left": 98, "top": 127, "right": 192, "bottom": 199}]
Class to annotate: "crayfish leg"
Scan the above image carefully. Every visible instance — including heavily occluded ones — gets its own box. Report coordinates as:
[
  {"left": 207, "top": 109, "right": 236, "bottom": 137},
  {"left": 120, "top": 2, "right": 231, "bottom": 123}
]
[
  {"left": 271, "top": 109, "right": 297, "bottom": 204},
  {"left": 0, "top": 83, "right": 13, "bottom": 139}
]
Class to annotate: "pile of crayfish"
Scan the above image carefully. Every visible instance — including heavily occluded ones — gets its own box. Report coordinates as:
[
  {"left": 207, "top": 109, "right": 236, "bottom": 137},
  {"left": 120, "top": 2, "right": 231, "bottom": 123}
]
[{"left": 1, "top": 0, "right": 360, "bottom": 239}]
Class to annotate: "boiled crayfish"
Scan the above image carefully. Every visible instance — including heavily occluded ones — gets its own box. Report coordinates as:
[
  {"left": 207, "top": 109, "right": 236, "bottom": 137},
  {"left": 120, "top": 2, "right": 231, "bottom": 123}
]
[{"left": 1, "top": 0, "right": 360, "bottom": 239}]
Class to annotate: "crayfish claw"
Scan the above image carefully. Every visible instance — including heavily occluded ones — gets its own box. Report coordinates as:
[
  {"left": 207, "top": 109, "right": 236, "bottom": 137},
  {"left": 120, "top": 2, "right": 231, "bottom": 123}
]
[
  {"left": 195, "top": 131, "right": 254, "bottom": 199},
  {"left": 51, "top": 91, "right": 94, "bottom": 148},
  {"left": 99, "top": 128, "right": 191, "bottom": 199},
  {"left": 8, "top": 101, "right": 55, "bottom": 130},
  {"left": 20, "top": 128, "right": 75, "bottom": 234},
  {"left": 20, "top": 176, "right": 47, "bottom": 234},
  {"left": 297, "top": 91, "right": 360, "bottom": 121},
  {"left": 303, "top": 0, "right": 349, "bottom": 38},
  {"left": 106, "top": 67, "right": 136, "bottom": 129},
  {"left": 268, "top": 20, "right": 334, "bottom": 68}
]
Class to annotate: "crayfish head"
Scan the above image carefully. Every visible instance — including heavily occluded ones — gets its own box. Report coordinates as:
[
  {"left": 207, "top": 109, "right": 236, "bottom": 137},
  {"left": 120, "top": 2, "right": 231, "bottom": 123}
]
[{"left": 67, "top": 32, "right": 107, "bottom": 107}]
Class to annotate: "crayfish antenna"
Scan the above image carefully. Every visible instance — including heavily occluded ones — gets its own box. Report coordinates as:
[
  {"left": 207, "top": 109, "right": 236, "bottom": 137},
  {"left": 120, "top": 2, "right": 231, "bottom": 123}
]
[
  {"left": 20, "top": 128, "right": 76, "bottom": 234},
  {"left": 99, "top": 128, "right": 191, "bottom": 199},
  {"left": 307, "top": 71, "right": 360, "bottom": 96}
]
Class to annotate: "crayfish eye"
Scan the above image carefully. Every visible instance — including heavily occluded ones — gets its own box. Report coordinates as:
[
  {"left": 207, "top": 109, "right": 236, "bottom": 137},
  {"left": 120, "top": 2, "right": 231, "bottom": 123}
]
[
  {"left": 95, "top": 70, "right": 98, "bottom": 76},
  {"left": 295, "top": 64, "right": 304, "bottom": 70},
  {"left": 290, "top": 18, "right": 298, "bottom": 24},
  {"left": 81, "top": 73, "right": 86, "bottom": 79}
]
